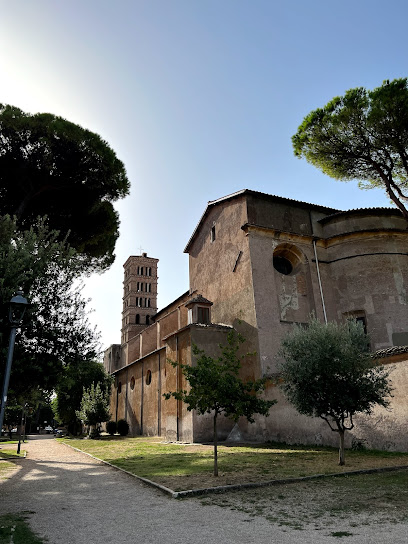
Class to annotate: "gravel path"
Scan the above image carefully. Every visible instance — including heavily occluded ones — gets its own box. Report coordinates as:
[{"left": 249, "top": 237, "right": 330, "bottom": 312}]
[{"left": 1, "top": 435, "right": 407, "bottom": 543}]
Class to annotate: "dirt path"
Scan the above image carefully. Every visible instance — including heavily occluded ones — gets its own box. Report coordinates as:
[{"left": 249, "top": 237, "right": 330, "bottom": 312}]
[{"left": 0, "top": 435, "right": 406, "bottom": 543}]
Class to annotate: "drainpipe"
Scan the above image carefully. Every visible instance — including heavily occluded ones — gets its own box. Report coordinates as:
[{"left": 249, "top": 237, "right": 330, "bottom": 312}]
[
  {"left": 141, "top": 361, "right": 144, "bottom": 435},
  {"left": 176, "top": 336, "right": 180, "bottom": 441},
  {"left": 158, "top": 351, "right": 161, "bottom": 436},
  {"left": 115, "top": 377, "right": 119, "bottom": 424},
  {"left": 125, "top": 368, "right": 129, "bottom": 422},
  {"left": 313, "top": 239, "right": 328, "bottom": 324}
]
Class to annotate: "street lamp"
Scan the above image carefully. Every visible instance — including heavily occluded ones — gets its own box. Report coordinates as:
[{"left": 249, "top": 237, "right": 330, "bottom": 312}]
[{"left": 0, "top": 291, "right": 29, "bottom": 437}]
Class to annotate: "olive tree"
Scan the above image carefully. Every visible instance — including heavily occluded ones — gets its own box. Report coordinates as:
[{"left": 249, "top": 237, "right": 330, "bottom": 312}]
[
  {"left": 76, "top": 382, "right": 111, "bottom": 437},
  {"left": 279, "top": 318, "right": 392, "bottom": 465}
]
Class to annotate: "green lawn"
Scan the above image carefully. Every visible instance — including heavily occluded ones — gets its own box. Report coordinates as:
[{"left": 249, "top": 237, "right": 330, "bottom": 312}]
[{"left": 62, "top": 436, "right": 408, "bottom": 492}]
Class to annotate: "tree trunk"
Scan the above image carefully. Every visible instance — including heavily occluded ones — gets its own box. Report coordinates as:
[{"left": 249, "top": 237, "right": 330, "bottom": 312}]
[
  {"left": 338, "top": 429, "right": 345, "bottom": 466},
  {"left": 213, "top": 413, "right": 218, "bottom": 476}
]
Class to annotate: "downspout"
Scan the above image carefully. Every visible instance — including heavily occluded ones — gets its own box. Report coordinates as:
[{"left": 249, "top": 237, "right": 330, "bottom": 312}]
[
  {"left": 141, "top": 361, "right": 144, "bottom": 435},
  {"left": 157, "top": 351, "right": 161, "bottom": 436},
  {"left": 125, "top": 368, "right": 129, "bottom": 423},
  {"left": 176, "top": 336, "right": 179, "bottom": 441},
  {"left": 313, "top": 238, "right": 328, "bottom": 324},
  {"left": 115, "top": 377, "right": 119, "bottom": 424}
]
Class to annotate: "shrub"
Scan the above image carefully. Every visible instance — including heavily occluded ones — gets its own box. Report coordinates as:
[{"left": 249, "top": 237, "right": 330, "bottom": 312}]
[
  {"left": 106, "top": 420, "right": 117, "bottom": 435},
  {"left": 89, "top": 427, "right": 101, "bottom": 439},
  {"left": 117, "top": 419, "right": 129, "bottom": 436}
]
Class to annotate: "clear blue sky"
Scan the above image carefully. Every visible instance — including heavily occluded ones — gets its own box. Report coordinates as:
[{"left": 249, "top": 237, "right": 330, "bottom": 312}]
[{"left": 1, "top": 1, "right": 407, "bottom": 349}]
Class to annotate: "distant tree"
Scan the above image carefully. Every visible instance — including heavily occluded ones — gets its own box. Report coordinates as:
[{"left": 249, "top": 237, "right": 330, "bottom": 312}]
[
  {"left": 164, "top": 330, "right": 276, "bottom": 476},
  {"left": 292, "top": 78, "right": 408, "bottom": 221},
  {"left": 76, "top": 382, "right": 111, "bottom": 437},
  {"left": 0, "top": 216, "right": 100, "bottom": 406},
  {"left": 279, "top": 318, "right": 392, "bottom": 465},
  {"left": 0, "top": 104, "right": 130, "bottom": 271},
  {"left": 54, "top": 361, "right": 112, "bottom": 435}
]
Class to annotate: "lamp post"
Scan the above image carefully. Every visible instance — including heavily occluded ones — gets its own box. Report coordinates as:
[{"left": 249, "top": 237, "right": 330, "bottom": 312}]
[{"left": 0, "top": 291, "right": 28, "bottom": 437}]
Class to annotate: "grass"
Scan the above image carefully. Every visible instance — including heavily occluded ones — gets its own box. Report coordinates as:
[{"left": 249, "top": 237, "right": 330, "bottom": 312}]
[
  {"left": 0, "top": 513, "right": 43, "bottom": 544},
  {"left": 0, "top": 460, "right": 18, "bottom": 479},
  {"left": 61, "top": 436, "right": 408, "bottom": 492},
  {"left": 0, "top": 450, "right": 26, "bottom": 460},
  {"left": 199, "top": 469, "right": 408, "bottom": 531}
]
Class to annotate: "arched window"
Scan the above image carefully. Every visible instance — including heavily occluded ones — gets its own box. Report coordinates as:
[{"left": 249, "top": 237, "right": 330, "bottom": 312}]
[
  {"left": 136, "top": 314, "right": 140, "bottom": 324},
  {"left": 146, "top": 315, "right": 150, "bottom": 325},
  {"left": 145, "top": 370, "right": 152, "bottom": 385}
]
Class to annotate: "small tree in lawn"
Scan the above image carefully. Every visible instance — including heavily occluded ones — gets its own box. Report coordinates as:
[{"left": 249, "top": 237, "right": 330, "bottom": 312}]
[
  {"left": 279, "top": 318, "right": 392, "bottom": 465},
  {"left": 76, "top": 382, "right": 111, "bottom": 437},
  {"left": 164, "top": 330, "right": 276, "bottom": 476}
]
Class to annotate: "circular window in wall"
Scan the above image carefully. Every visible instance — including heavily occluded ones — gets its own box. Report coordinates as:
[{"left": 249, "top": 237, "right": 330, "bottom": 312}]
[
  {"left": 145, "top": 369, "right": 152, "bottom": 385},
  {"left": 273, "top": 244, "right": 303, "bottom": 276},
  {"left": 130, "top": 376, "right": 135, "bottom": 390}
]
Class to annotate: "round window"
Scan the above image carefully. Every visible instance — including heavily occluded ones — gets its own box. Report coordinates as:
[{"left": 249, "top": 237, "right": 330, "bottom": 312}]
[
  {"left": 273, "top": 255, "right": 293, "bottom": 275},
  {"left": 273, "top": 244, "right": 303, "bottom": 276}
]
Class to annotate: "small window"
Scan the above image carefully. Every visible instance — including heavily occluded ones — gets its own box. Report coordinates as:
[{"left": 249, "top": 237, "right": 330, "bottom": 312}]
[
  {"left": 197, "top": 307, "right": 210, "bottom": 324},
  {"left": 355, "top": 316, "right": 367, "bottom": 334},
  {"left": 136, "top": 314, "right": 140, "bottom": 324},
  {"left": 118, "top": 382, "right": 122, "bottom": 394},
  {"left": 130, "top": 376, "right": 135, "bottom": 390},
  {"left": 210, "top": 225, "right": 216, "bottom": 242},
  {"left": 145, "top": 370, "right": 152, "bottom": 385},
  {"left": 146, "top": 315, "right": 150, "bottom": 325}
]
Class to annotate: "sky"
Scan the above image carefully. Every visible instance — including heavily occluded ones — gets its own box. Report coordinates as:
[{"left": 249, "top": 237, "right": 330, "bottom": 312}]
[{"left": 1, "top": 0, "right": 407, "bottom": 350}]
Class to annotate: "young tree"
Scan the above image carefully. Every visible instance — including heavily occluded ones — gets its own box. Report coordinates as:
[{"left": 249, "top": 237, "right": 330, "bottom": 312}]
[
  {"left": 0, "top": 104, "right": 130, "bottom": 271},
  {"left": 292, "top": 78, "right": 408, "bottom": 221},
  {"left": 76, "top": 382, "right": 111, "bottom": 437},
  {"left": 279, "top": 318, "right": 392, "bottom": 465},
  {"left": 54, "top": 361, "right": 112, "bottom": 435},
  {"left": 164, "top": 330, "right": 276, "bottom": 476}
]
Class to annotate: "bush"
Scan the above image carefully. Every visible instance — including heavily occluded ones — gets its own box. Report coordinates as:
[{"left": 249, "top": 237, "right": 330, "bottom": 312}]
[
  {"left": 117, "top": 419, "right": 129, "bottom": 436},
  {"left": 106, "top": 420, "right": 117, "bottom": 435},
  {"left": 89, "top": 427, "right": 101, "bottom": 439}
]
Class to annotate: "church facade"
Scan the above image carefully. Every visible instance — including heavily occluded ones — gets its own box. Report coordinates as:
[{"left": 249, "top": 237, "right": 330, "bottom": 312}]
[{"left": 104, "top": 189, "right": 408, "bottom": 450}]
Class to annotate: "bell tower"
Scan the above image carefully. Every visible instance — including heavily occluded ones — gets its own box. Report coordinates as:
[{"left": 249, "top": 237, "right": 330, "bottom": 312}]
[{"left": 121, "top": 253, "right": 159, "bottom": 344}]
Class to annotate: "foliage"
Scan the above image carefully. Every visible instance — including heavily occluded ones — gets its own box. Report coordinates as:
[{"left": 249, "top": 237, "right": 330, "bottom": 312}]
[
  {"left": 106, "top": 420, "right": 117, "bottom": 435},
  {"left": 0, "top": 216, "right": 100, "bottom": 406},
  {"left": 54, "top": 360, "right": 112, "bottom": 434},
  {"left": 76, "top": 382, "right": 111, "bottom": 434},
  {"left": 117, "top": 419, "right": 129, "bottom": 436},
  {"left": 292, "top": 78, "right": 408, "bottom": 220},
  {"left": 164, "top": 330, "right": 275, "bottom": 475},
  {"left": 279, "top": 317, "right": 392, "bottom": 465},
  {"left": 0, "top": 104, "right": 130, "bottom": 271}
]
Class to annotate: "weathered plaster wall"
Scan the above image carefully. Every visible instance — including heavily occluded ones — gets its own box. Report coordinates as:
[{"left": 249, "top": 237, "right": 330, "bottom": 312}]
[
  {"left": 234, "top": 359, "right": 408, "bottom": 452},
  {"left": 188, "top": 196, "right": 256, "bottom": 329}
]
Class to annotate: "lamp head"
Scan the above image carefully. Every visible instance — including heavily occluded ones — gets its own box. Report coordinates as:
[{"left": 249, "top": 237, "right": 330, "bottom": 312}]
[{"left": 9, "top": 290, "right": 28, "bottom": 326}]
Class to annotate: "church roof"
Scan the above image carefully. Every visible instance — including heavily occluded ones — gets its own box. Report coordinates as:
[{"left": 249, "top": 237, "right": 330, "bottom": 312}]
[
  {"left": 318, "top": 207, "right": 403, "bottom": 224},
  {"left": 184, "top": 189, "right": 340, "bottom": 253}
]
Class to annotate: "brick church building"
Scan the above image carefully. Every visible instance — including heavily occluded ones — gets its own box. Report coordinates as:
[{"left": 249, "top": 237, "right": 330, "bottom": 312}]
[{"left": 104, "top": 189, "right": 408, "bottom": 450}]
